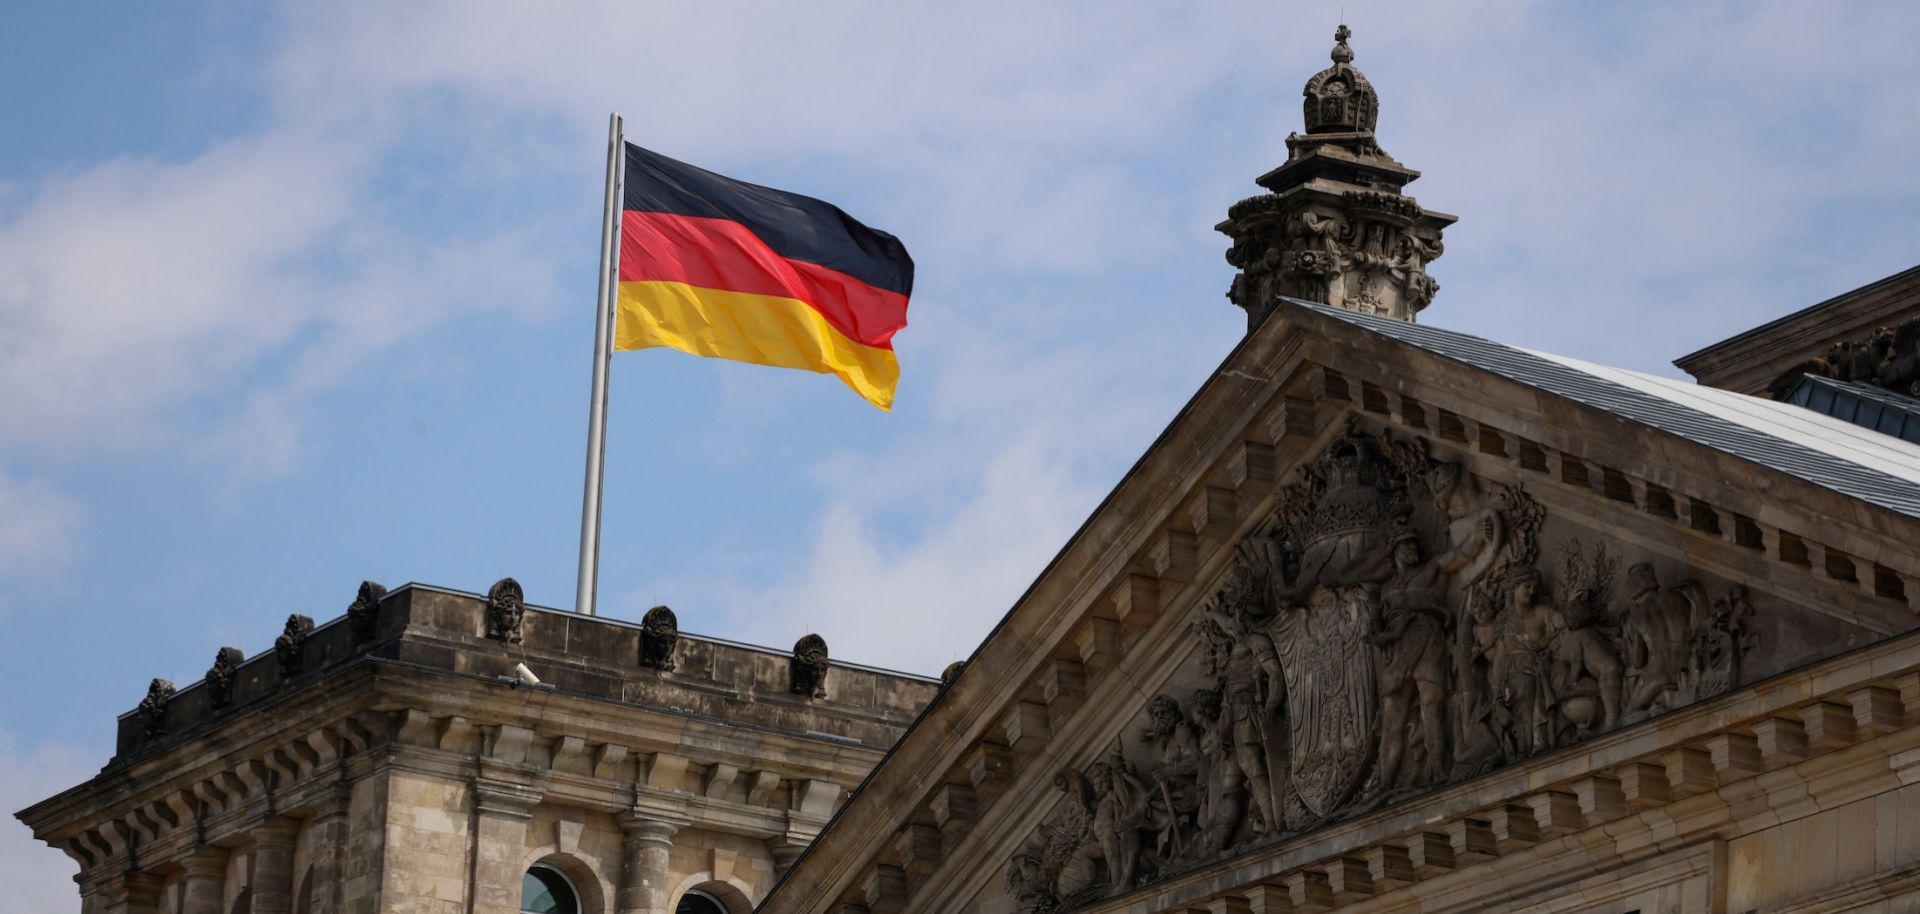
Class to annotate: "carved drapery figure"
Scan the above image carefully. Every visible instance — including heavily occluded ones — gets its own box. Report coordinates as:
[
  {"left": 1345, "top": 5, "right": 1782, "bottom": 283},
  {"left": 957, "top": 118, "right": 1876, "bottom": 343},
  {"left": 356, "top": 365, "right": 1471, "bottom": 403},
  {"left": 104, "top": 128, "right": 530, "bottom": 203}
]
[
  {"left": 1197, "top": 597, "right": 1284, "bottom": 845},
  {"left": 790, "top": 634, "right": 830, "bottom": 698},
  {"left": 138, "top": 678, "right": 175, "bottom": 738},
  {"left": 1488, "top": 571, "right": 1563, "bottom": 758},
  {"left": 1370, "top": 527, "right": 1455, "bottom": 791},
  {"left": 205, "top": 647, "right": 244, "bottom": 710},
  {"left": 638, "top": 605, "right": 678, "bottom": 671},
  {"left": 485, "top": 578, "right": 526, "bottom": 644},
  {"left": 347, "top": 580, "right": 387, "bottom": 644},
  {"left": 274, "top": 613, "right": 314, "bottom": 680}
]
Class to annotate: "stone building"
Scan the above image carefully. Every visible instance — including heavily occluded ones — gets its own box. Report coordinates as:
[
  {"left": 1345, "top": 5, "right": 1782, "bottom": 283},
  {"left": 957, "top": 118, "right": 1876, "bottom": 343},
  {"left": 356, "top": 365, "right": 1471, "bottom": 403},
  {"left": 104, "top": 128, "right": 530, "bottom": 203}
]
[
  {"left": 761, "top": 27, "right": 1920, "bottom": 914},
  {"left": 15, "top": 581, "right": 938, "bottom": 914}
]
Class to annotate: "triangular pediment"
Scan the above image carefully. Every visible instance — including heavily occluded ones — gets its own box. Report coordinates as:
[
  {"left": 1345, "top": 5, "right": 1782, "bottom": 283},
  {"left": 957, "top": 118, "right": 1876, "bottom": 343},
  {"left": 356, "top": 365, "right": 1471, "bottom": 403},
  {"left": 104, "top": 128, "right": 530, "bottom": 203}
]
[{"left": 765, "top": 300, "right": 1920, "bottom": 914}]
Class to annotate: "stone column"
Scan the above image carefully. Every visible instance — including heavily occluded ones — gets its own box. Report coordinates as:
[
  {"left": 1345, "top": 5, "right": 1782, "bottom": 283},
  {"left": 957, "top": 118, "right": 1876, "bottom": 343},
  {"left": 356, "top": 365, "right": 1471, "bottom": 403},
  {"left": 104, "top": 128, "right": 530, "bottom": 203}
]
[
  {"left": 616, "top": 812, "right": 684, "bottom": 914},
  {"left": 179, "top": 847, "right": 229, "bottom": 914},
  {"left": 251, "top": 816, "right": 299, "bottom": 914},
  {"left": 471, "top": 779, "right": 542, "bottom": 914}
]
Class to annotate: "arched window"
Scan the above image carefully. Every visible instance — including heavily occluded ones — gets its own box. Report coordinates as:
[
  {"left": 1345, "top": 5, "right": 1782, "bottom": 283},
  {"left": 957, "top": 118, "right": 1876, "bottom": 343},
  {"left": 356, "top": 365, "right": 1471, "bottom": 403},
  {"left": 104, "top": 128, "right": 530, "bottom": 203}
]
[
  {"left": 675, "top": 889, "right": 729, "bottom": 914},
  {"left": 521, "top": 864, "right": 580, "bottom": 914}
]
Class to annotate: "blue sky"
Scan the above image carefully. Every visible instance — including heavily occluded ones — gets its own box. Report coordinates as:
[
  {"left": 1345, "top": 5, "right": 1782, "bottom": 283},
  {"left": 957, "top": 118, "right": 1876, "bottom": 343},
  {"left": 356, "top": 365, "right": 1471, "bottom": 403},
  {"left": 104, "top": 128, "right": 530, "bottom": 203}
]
[{"left": 4, "top": 1, "right": 1918, "bottom": 904}]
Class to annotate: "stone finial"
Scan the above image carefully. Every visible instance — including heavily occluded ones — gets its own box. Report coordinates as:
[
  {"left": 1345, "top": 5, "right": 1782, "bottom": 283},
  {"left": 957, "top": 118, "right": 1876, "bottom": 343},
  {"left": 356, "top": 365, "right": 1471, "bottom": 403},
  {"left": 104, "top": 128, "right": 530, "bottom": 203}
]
[
  {"left": 941, "top": 660, "right": 968, "bottom": 686},
  {"left": 790, "top": 634, "right": 830, "bottom": 699},
  {"left": 486, "top": 577, "right": 526, "bottom": 644},
  {"left": 638, "top": 605, "right": 679, "bottom": 671},
  {"left": 1218, "top": 24, "right": 1454, "bottom": 327},
  {"left": 138, "top": 678, "right": 175, "bottom": 738},
  {"left": 347, "top": 581, "right": 388, "bottom": 644},
  {"left": 274, "top": 614, "right": 314, "bottom": 679},
  {"left": 206, "top": 647, "right": 244, "bottom": 710}
]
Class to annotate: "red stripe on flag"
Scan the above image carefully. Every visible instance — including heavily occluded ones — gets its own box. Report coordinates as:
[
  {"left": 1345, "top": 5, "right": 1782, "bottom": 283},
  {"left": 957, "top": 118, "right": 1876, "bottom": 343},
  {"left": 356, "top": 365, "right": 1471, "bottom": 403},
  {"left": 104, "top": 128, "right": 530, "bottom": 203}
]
[{"left": 619, "top": 211, "right": 908, "bottom": 350}]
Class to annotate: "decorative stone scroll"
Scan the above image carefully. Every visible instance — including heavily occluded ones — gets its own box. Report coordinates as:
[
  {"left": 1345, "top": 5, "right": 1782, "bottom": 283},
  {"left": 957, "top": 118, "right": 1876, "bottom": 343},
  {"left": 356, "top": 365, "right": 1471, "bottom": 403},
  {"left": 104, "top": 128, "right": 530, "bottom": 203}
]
[
  {"left": 486, "top": 578, "right": 526, "bottom": 644},
  {"left": 1006, "top": 420, "right": 1767, "bottom": 912},
  {"left": 274, "top": 614, "right": 314, "bottom": 679},
  {"left": 791, "top": 634, "right": 830, "bottom": 699},
  {"left": 346, "top": 580, "right": 387, "bottom": 645},
  {"left": 205, "top": 647, "right": 244, "bottom": 710},
  {"left": 138, "top": 679, "right": 175, "bottom": 739},
  {"left": 639, "top": 605, "right": 679, "bottom": 671}
]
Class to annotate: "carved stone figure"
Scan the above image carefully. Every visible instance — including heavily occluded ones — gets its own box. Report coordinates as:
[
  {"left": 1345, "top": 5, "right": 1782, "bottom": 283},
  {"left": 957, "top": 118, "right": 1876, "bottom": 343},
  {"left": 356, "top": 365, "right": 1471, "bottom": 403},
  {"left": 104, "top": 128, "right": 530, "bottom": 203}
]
[
  {"left": 1370, "top": 527, "right": 1457, "bottom": 790},
  {"left": 1489, "top": 571, "right": 1564, "bottom": 758},
  {"left": 206, "top": 647, "right": 244, "bottom": 710},
  {"left": 347, "top": 580, "right": 387, "bottom": 644},
  {"left": 1550, "top": 542, "right": 1624, "bottom": 734},
  {"left": 1620, "top": 564, "right": 1699, "bottom": 714},
  {"left": 1006, "top": 770, "right": 1104, "bottom": 914},
  {"left": 1690, "top": 585, "right": 1756, "bottom": 698},
  {"left": 1139, "top": 695, "right": 1203, "bottom": 860},
  {"left": 274, "top": 613, "right": 314, "bottom": 680},
  {"left": 638, "top": 605, "right": 678, "bottom": 671},
  {"left": 485, "top": 578, "right": 526, "bottom": 644},
  {"left": 1197, "top": 597, "right": 1284, "bottom": 844},
  {"left": 138, "top": 678, "right": 175, "bottom": 738},
  {"left": 1082, "top": 751, "right": 1162, "bottom": 893},
  {"left": 790, "top": 634, "right": 830, "bottom": 698}
]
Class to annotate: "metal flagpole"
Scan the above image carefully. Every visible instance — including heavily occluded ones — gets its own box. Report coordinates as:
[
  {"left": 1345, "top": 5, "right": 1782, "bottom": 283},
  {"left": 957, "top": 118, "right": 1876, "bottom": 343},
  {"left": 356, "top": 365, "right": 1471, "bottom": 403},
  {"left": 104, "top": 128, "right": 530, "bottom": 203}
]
[{"left": 575, "top": 112, "right": 625, "bottom": 616}]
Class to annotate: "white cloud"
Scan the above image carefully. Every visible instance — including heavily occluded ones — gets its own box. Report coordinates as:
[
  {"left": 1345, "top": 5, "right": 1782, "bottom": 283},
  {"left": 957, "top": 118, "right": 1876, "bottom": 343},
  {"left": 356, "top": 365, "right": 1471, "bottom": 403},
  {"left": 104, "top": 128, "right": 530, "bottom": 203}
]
[{"left": 0, "top": 733, "right": 101, "bottom": 912}]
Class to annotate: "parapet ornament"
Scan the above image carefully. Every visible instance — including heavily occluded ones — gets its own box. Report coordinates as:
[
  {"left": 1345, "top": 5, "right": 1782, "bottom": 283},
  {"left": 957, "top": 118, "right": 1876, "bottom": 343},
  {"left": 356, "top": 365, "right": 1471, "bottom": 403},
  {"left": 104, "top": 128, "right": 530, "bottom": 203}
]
[
  {"left": 346, "top": 580, "right": 387, "bottom": 644},
  {"left": 486, "top": 578, "right": 526, "bottom": 644},
  {"left": 137, "top": 678, "right": 175, "bottom": 738},
  {"left": 639, "top": 605, "right": 678, "bottom": 671},
  {"left": 1005, "top": 422, "right": 1763, "bottom": 911},
  {"left": 274, "top": 613, "right": 314, "bottom": 679},
  {"left": 205, "top": 646, "right": 244, "bottom": 710},
  {"left": 791, "top": 634, "right": 830, "bottom": 698}
]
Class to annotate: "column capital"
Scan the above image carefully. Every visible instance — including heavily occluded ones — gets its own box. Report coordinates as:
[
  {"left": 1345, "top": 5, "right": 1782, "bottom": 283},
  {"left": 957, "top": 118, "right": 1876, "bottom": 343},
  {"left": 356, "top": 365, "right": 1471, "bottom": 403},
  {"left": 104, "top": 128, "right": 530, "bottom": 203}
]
[
  {"left": 251, "top": 814, "right": 299, "bottom": 848},
  {"left": 182, "top": 846, "right": 230, "bottom": 879},
  {"left": 617, "top": 810, "right": 689, "bottom": 850},
  {"left": 473, "top": 778, "right": 543, "bottom": 820}
]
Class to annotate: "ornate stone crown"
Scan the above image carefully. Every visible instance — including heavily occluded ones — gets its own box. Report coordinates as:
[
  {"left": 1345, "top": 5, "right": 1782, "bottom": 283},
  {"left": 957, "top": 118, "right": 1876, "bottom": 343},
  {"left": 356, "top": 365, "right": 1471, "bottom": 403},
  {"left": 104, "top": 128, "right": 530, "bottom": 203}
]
[{"left": 1302, "top": 25, "right": 1378, "bottom": 134}]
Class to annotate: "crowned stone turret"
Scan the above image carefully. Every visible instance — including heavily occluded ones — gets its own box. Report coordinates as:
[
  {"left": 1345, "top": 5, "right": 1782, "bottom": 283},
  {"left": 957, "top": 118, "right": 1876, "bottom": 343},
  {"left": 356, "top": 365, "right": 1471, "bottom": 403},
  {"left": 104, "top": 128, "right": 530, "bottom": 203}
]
[{"left": 1218, "top": 25, "right": 1456, "bottom": 328}]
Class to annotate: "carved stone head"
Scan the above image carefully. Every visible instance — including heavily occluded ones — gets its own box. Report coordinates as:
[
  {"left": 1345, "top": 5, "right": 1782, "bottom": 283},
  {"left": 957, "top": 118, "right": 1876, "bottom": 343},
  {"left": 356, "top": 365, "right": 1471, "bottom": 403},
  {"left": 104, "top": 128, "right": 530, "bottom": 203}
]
[
  {"left": 1627, "top": 562, "right": 1659, "bottom": 597},
  {"left": 486, "top": 578, "right": 526, "bottom": 644},
  {"left": 638, "top": 605, "right": 678, "bottom": 672},
  {"left": 1147, "top": 694, "right": 1185, "bottom": 735}
]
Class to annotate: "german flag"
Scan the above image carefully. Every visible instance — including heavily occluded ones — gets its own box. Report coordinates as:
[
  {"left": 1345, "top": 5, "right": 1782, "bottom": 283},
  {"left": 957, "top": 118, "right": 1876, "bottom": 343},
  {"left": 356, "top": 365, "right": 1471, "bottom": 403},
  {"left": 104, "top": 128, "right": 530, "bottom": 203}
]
[{"left": 615, "top": 144, "right": 913, "bottom": 409}]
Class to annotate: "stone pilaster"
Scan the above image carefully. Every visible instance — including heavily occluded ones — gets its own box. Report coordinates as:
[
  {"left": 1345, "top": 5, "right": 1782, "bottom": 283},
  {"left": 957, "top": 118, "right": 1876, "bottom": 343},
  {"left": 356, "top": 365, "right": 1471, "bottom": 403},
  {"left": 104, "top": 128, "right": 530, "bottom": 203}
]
[
  {"left": 179, "top": 847, "right": 229, "bottom": 914},
  {"left": 251, "top": 816, "right": 299, "bottom": 914},
  {"left": 102, "top": 871, "right": 164, "bottom": 914},
  {"left": 617, "top": 811, "right": 687, "bottom": 914},
  {"left": 304, "top": 785, "right": 352, "bottom": 914},
  {"left": 472, "top": 779, "right": 543, "bottom": 914}
]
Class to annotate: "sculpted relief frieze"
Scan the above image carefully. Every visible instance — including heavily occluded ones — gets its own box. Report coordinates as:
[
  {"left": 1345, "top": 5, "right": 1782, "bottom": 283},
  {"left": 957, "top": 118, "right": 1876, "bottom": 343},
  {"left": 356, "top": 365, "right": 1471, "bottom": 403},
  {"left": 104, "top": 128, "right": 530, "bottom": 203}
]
[{"left": 1005, "top": 420, "right": 1806, "bottom": 913}]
